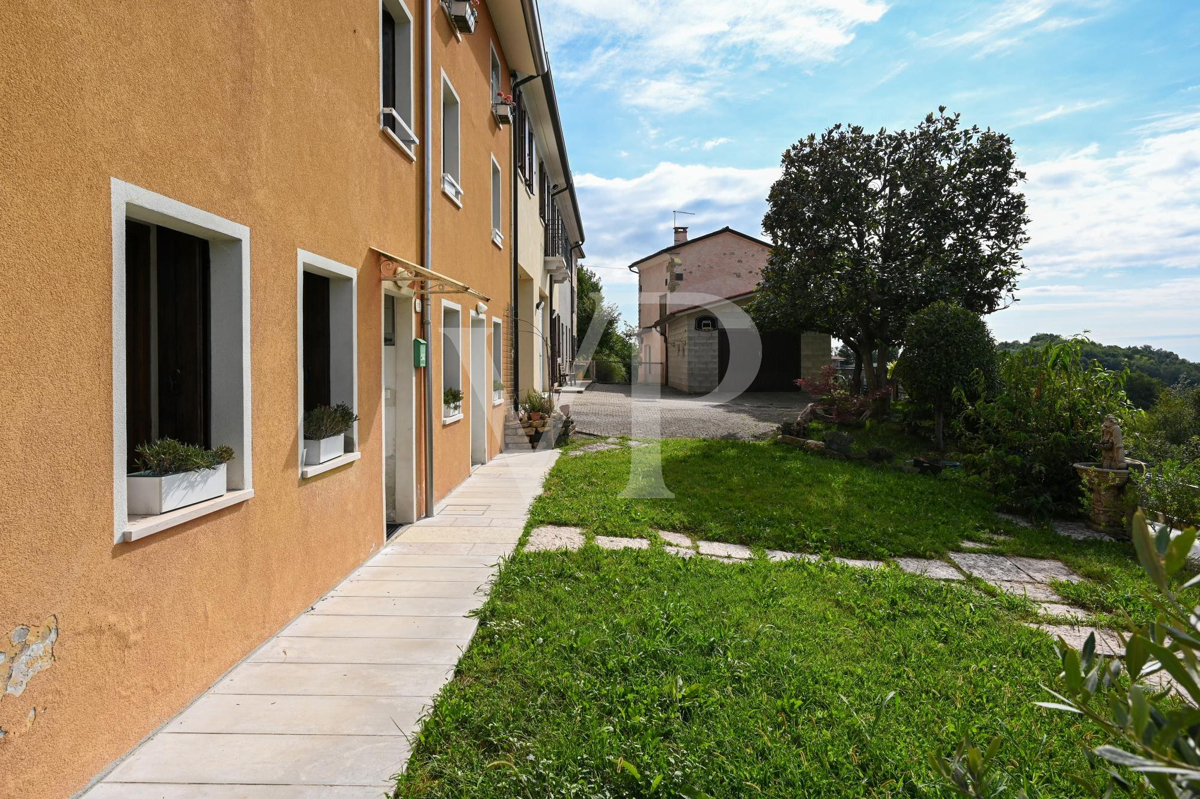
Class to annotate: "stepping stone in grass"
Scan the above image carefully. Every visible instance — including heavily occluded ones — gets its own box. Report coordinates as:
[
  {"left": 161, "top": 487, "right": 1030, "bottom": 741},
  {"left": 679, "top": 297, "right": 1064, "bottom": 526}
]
[
  {"left": 766, "top": 550, "right": 819, "bottom": 563},
  {"left": 703, "top": 554, "right": 744, "bottom": 564},
  {"left": 959, "top": 541, "right": 994, "bottom": 550},
  {"left": 570, "top": 442, "right": 621, "bottom": 456},
  {"left": 834, "top": 557, "right": 884, "bottom": 570},
  {"left": 950, "top": 553, "right": 1030, "bottom": 582},
  {"left": 594, "top": 536, "right": 650, "bottom": 551},
  {"left": 895, "top": 558, "right": 964, "bottom": 580},
  {"left": 628, "top": 440, "right": 647, "bottom": 448},
  {"left": 1038, "top": 603, "right": 1092, "bottom": 622},
  {"left": 989, "top": 580, "right": 1062, "bottom": 602},
  {"left": 526, "top": 526, "right": 586, "bottom": 552},
  {"left": 697, "top": 541, "right": 754, "bottom": 560},
  {"left": 1052, "top": 520, "right": 1114, "bottom": 542},
  {"left": 664, "top": 545, "right": 696, "bottom": 559},
  {"left": 1008, "top": 556, "right": 1083, "bottom": 584},
  {"left": 1032, "top": 624, "right": 1123, "bottom": 657},
  {"left": 658, "top": 531, "right": 694, "bottom": 548},
  {"left": 997, "top": 512, "right": 1034, "bottom": 528},
  {"left": 985, "top": 534, "right": 1014, "bottom": 542}
]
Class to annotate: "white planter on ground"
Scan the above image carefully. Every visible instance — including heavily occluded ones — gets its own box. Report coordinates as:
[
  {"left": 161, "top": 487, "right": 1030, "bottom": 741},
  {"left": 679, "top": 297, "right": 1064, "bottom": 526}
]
[
  {"left": 128, "top": 464, "right": 227, "bottom": 516},
  {"left": 303, "top": 433, "right": 345, "bottom": 466}
]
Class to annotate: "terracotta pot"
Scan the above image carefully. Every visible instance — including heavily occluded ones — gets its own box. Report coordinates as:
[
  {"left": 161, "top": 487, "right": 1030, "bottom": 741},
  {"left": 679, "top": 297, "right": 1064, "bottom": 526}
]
[{"left": 529, "top": 412, "right": 544, "bottom": 421}]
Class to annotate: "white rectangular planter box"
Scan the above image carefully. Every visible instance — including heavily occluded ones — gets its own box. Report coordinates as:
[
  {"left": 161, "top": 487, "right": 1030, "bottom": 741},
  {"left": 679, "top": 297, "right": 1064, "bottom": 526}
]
[
  {"left": 492, "top": 102, "right": 514, "bottom": 125},
  {"left": 303, "top": 433, "right": 345, "bottom": 466},
  {"left": 128, "top": 464, "right": 227, "bottom": 516},
  {"left": 448, "top": 0, "right": 478, "bottom": 33}
]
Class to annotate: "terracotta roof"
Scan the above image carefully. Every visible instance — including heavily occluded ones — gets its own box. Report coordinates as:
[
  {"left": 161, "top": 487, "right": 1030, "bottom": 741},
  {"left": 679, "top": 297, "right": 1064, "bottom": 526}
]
[{"left": 626, "top": 226, "right": 772, "bottom": 272}]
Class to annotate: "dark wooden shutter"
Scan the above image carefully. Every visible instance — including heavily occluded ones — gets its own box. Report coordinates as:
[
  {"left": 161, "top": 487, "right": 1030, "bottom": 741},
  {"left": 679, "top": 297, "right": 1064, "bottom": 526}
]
[
  {"left": 156, "top": 226, "right": 211, "bottom": 449},
  {"left": 125, "top": 221, "right": 153, "bottom": 470},
  {"left": 303, "top": 272, "right": 332, "bottom": 412},
  {"left": 382, "top": 8, "right": 396, "bottom": 133}
]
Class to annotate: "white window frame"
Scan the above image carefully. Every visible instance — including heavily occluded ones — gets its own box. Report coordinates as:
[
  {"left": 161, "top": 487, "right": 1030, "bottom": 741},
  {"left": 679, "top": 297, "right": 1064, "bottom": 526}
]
[
  {"left": 110, "top": 178, "right": 253, "bottom": 544},
  {"left": 492, "top": 318, "right": 504, "bottom": 405},
  {"left": 490, "top": 155, "right": 503, "bottom": 248},
  {"left": 441, "top": 300, "right": 463, "bottom": 423},
  {"left": 380, "top": 0, "right": 418, "bottom": 157},
  {"left": 441, "top": 72, "right": 463, "bottom": 207},
  {"left": 297, "top": 250, "right": 360, "bottom": 479}
]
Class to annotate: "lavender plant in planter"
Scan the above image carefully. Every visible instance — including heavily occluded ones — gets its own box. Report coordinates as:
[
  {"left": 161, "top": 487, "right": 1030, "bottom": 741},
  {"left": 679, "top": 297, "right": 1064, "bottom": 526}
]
[
  {"left": 303, "top": 403, "right": 358, "bottom": 466},
  {"left": 127, "top": 439, "right": 235, "bottom": 515}
]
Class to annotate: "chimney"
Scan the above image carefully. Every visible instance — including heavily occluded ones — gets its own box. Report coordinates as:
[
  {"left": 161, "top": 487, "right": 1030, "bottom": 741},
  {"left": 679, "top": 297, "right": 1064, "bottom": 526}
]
[{"left": 673, "top": 226, "right": 689, "bottom": 245}]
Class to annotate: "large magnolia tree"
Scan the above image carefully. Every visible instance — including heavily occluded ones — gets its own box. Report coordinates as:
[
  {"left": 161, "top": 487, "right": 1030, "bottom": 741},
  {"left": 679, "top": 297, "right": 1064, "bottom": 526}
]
[{"left": 752, "top": 109, "right": 1029, "bottom": 400}]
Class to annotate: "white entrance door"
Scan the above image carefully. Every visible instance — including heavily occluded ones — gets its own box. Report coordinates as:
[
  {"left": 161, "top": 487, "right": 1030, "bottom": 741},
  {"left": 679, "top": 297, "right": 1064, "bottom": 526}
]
[
  {"left": 470, "top": 315, "right": 487, "bottom": 466},
  {"left": 383, "top": 292, "right": 417, "bottom": 527}
]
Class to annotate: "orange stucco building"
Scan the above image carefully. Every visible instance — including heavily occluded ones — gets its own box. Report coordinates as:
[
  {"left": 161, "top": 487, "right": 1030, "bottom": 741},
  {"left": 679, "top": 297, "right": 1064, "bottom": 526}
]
[{"left": 0, "top": 2, "right": 584, "bottom": 796}]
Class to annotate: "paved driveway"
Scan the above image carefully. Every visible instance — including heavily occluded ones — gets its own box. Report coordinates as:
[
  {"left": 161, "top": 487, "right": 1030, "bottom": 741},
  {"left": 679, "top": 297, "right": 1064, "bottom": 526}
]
[{"left": 561, "top": 383, "right": 813, "bottom": 439}]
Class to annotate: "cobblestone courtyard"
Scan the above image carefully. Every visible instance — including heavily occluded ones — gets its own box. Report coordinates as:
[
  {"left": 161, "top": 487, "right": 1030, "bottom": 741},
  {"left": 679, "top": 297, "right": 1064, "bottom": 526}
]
[{"left": 563, "top": 383, "right": 814, "bottom": 439}]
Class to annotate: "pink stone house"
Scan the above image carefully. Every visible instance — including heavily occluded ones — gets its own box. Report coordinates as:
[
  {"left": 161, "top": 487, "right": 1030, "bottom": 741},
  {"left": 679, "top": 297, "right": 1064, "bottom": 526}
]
[{"left": 629, "top": 226, "right": 829, "bottom": 393}]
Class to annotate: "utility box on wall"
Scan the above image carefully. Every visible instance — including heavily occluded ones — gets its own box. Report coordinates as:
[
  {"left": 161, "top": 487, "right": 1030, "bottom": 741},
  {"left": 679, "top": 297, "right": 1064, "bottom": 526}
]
[{"left": 413, "top": 338, "right": 427, "bottom": 367}]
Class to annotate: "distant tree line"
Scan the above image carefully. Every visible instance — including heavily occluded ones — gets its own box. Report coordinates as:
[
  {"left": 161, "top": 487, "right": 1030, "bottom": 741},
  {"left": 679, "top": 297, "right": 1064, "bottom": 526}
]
[
  {"left": 576, "top": 266, "right": 636, "bottom": 383},
  {"left": 997, "top": 334, "right": 1200, "bottom": 408}
]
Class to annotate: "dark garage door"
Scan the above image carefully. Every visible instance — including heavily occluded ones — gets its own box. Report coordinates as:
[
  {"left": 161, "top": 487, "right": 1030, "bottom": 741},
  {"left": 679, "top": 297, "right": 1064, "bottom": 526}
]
[{"left": 717, "top": 327, "right": 804, "bottom": 391}]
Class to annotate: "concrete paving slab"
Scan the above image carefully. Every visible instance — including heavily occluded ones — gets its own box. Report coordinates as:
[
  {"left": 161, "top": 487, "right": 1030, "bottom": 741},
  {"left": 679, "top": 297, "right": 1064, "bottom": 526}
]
[
  {"left": 950, "top": 553, "right": 1029, "bottom": 582},
  {"left": 397, "top": 526, "right": 522, "bottom": 543},
  {"left": 84, "top": 786, "right": 387, "bottom": 799},
  {"left": 658, "top": 531, "right": 694, "bottom": 548},
  {"left": 834, "top": 557, "right": 885, "bottom": 569},
  {"left": 330, "top": 580, "right": 486, "bottom": 599},
  {"left": 348, "top": 566, "right": 497, "bottom": 582},
  {"left": 1008, "top": 556, "right": 1083, "bottom": 584},
  {"left": 311, "top": 596, "right": 486, "bottom": 617},
  {"left": 167, "top": 694, "right": 430, "bottom": 736},
  {"left": 281, "top": 614, "right": 477, "bottom": 640},
  {"left": 384, "top": 541, "right": 477, "bottom": 555},
  {"left": 250, "top": 637, "right": 468, "bottom": 666},
  {"left": 664, "top": 546, "right": 696, "bottom": 558},
  {"left": 989, "top": 581, "right": 1061, "bottom": 602},
  {"left": 1038, "top": 603, "right": 1092, "bottom": 622},
  {"left": 367, "top": 553, "right": 505, "bottom": 569},
  {"left": 766, "top": 550, "right": 820, "bottom": 563},
  {"left": 895, "top": 558, "right": 964, "bottom": 580},
  {"left": 594, "top": 536, "right": 650, "bottom": 550},
  {"left": 211, "top": 662, "right": 455, "bottom": 697},
  {"left": 525, "top": 525, "right": 585, "bottom": 552},
  {"left": 697, "top": 541, "right": 754, "bottom": 560}
]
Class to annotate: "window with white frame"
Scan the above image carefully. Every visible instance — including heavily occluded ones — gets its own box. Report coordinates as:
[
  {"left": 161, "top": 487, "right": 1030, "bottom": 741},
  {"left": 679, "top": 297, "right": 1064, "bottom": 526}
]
[
  {"left": 441, "top": 75, "right": 462, "bottom": 205},
  {"left": 490, "top": 45, "right": 502, "bottom": 104},
  {"left": 298, "top": 251, "right": 358, "bottom": 477},
  {"left": 490, "top": 157, "right": 503, "bottom": 246},
  {"left": 492, "top": 318, "right": 504, "bottom": 403},
  {"left": 441, "top": 302, "right": 463, "bottom": 421},
  {"left": 112, "top": 178, "right": 252, "bottom": 543},
  {"left": 381, "top": 0, "right": 417, "bottom": 152}
]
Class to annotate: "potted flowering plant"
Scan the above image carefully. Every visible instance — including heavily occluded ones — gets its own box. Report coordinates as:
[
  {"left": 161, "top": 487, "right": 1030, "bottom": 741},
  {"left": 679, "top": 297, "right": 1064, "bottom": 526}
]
[
  {"left": 521, "top": 389, "right": 554, "bottom": 421},
  {"left": 303, "top": 403, "right": 358, "bottom": 466},
  {"left": 444, "top": 387, "right": 464, "bottom": 419},
  {"left": 493, "top": 379, "right": 505, "bottom": 402},
  {"left": 493, "top": 92, "right": 515, "bottom": 125},
  {"left": 447, "top": 0, "right": 478, "bottom": 34},
  {"left": 127, "top": 438, "right": 235, "bottom": 515}
]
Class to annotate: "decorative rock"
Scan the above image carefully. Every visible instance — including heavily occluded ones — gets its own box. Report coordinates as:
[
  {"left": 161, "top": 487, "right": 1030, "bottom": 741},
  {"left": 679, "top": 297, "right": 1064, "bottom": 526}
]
[
  {"left": 803, "top": 440, "right": 826, "bottom": 452},
  {"left": 569, "top": 442, "right": 620, "bottom": 456},
  {"left": 895, "top": 558, "right": 964, "bottom": 580},
  {"left": 1052, "top": 519, "right": 1114, "bottom": 542},
  {"left": 657, "top": 531, "right": 694, "bottom": 548},
  {"left": 697, "top": 541, "right": 753, "bottom": 560},
  {"left": 778, "top": 435, "right": 805, "bottom": 448},
  {"left": 989, "top": 581, "right": 1061, "bottom": 602},
  {"left": 766, "top": 550, "right": 819, "bottom": 563},
  {"left": 950, "top": 553, "right": 1030, "bottom": 582},
  {"left": 593, "top": 536, "right": 650, "bottom": 551},
  {"left": 525, "top": 526, "right": 585, "bottom": 552},
  {"left": 834, "top": 557, "right": 884, "bottom": 570},
  {"left": 663, "top": 546, "right": 696, "bottom": 559}
]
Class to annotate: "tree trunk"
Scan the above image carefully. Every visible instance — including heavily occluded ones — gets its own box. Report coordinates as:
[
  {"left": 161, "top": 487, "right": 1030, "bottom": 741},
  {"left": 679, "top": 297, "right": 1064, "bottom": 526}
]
[
  {"left": 935, "top": 405, "right": 945, "bottom": 453},
  {"left": 873, "top": 342, "right": 892, "bottom": 415},
  {"left": 851, "top": 346, "right": 864, "bottom": 394}
]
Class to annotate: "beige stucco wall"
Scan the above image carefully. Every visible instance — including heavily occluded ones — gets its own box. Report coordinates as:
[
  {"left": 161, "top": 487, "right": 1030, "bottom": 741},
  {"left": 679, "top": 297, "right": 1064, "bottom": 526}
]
[{"left": 0, "top": 2, "right": 517, "bottom": 797}]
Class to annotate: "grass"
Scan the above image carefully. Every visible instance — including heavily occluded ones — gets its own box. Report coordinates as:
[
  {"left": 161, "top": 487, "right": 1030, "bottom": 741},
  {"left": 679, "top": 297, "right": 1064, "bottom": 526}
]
[{"left": 395, "top": 549, "right": 1106, "bottom": 798}]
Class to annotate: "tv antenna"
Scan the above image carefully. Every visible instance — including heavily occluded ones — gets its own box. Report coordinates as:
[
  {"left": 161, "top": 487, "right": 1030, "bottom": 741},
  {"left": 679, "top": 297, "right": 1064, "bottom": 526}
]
[{"left": 673, "top": 210, "right": 695, "bottom": 227}]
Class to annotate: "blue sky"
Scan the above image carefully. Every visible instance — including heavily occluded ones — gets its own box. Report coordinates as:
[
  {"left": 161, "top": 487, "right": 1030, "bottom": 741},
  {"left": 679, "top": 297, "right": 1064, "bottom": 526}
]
[{"left": 540, "top": 0, "right": 1200, "bottom": 360}]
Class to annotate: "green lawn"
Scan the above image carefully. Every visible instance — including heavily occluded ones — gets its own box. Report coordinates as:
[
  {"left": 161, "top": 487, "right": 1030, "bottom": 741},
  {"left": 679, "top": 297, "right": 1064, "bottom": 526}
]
[{"left": 395, "top": 549, "right": 1104, "bottom": 798}]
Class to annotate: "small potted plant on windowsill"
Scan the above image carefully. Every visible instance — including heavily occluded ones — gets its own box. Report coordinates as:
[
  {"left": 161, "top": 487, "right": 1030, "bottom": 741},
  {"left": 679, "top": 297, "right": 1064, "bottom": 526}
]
[
  {"left": 447, "top": 0, "right": 479, "bottom": 34},
  {"left": 444, "top": 387, "right": 464, "bottom": 419},
  {"left": 303, "top": 403, "right": 358, "bottom": 466},
  {"left": 493, "top": 379, "right": 505, "bottom": 402},
  {"left": 127, "top": 439, "right": 234, "bottom": 516},
  {"left": 493, "top": 92, "right": 515, "bottom": 125}
]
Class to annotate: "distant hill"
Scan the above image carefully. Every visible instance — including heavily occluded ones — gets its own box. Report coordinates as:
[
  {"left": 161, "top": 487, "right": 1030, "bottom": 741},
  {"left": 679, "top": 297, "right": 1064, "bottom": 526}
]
[{"left": 997, "top": 334, "right": 1200, "bottom": 408}]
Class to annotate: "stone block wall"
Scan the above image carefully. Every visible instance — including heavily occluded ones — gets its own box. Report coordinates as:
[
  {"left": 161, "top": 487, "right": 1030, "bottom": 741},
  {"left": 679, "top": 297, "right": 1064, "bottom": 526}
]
[{"left": 688, "top": 321, "right": 721, "bottom": 394}]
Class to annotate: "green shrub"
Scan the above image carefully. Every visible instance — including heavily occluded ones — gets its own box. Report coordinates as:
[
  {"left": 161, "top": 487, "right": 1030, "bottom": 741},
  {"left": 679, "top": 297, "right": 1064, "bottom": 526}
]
[
  {"left": 134, "top": 438, "right": 234, "bottom": 476},
  {"left": 1133, "top": 460, "right": 1200, "bottom": 527},
  {"left": 956, "top": 337, "right": 1135, "bottom": 518},
  {"left": 594, "top": 359, "right": 628, "bottom": 384},
  {"left": 1132, "top": 382, "right": 1200, "bottom": 465},
  {"left": 303, "top": 403, "right": 359, "bottom": 440},
  {"left": 894, "top": 302, "right": 998, "bottom": 451}
]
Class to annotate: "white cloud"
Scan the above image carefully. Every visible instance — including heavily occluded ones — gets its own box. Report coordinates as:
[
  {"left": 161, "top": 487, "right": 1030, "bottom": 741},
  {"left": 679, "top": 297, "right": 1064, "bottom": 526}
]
[
  {"left": 702, "top": 137, "right": 733, "bottom": 151},
  {"left": 1015, "top": 98, "right": 1110, "bottom": 125},
  {"left": 1021, "top": 114, "right": 1200, "bottom": 277},
  {"left": 929, "top": 0, "right": 1103, "bottom": 57},
  {"left": 542, "top": 0, "right": 889, "bottom": 112}
]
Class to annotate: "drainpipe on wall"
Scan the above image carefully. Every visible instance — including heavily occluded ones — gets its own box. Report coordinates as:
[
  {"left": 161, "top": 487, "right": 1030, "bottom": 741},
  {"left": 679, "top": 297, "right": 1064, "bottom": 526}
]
[{"left": 422, "top": 0, "right": 435, "bottom": 518}]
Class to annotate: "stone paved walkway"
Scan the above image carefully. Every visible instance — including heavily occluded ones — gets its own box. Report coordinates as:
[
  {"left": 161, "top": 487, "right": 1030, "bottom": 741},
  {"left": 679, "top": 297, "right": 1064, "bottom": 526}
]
[
  {"left": 524, "top": 525, "right": 1114, "bottom": 653},
  {"left": 84, "top": 449, "right": 559, "bottom": 799}
]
